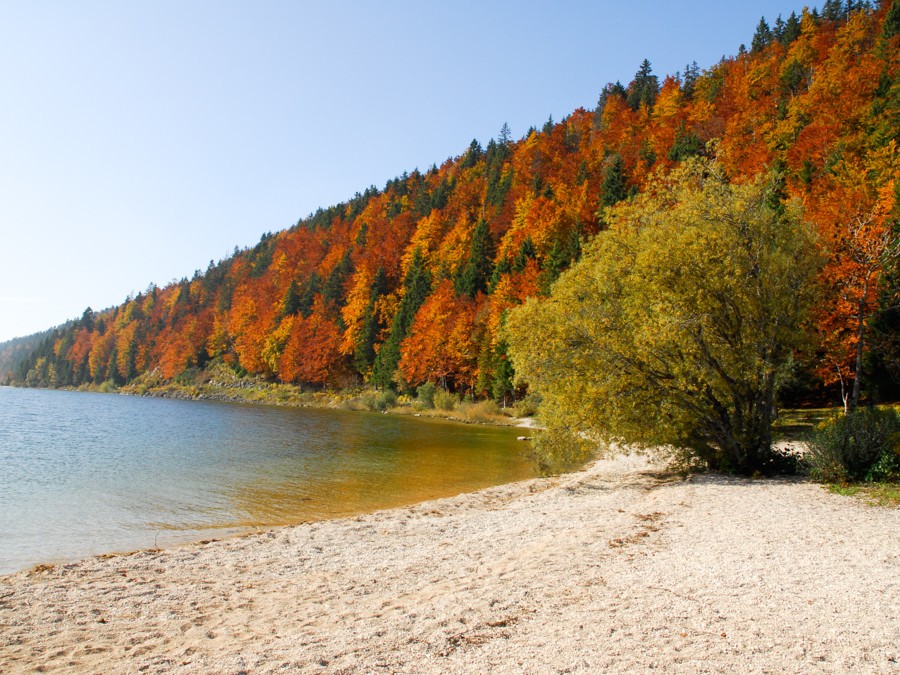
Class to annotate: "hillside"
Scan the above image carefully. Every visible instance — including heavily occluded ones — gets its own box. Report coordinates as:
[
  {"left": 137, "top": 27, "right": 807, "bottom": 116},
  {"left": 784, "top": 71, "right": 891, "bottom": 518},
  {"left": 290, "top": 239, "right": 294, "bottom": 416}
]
[{"left": 7, "top": 2, "right": 900, "bottom": 406}]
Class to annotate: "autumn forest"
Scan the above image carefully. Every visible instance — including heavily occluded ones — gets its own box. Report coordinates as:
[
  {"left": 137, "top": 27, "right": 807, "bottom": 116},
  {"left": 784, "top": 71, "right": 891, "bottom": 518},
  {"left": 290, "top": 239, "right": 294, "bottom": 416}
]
[{"left": 5, "top": 1, "right": 900, "bottom": 413}]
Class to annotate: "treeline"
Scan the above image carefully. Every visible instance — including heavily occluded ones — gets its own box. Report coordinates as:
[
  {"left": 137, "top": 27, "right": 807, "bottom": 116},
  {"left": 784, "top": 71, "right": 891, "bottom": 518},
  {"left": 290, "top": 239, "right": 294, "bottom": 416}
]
[{"left": 8, "top": 1, "right": 900, "bottom": 408}]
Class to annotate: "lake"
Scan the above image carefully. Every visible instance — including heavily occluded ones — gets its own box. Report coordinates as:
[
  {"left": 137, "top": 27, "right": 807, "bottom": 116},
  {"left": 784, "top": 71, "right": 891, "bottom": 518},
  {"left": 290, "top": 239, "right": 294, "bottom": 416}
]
[{"left": 0, "top": 387, "right": 536, "bottom": 574}]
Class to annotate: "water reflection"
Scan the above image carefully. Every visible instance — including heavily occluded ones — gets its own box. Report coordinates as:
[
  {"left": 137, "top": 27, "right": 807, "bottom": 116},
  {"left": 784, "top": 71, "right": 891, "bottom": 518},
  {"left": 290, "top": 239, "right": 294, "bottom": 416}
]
[{"left": 0, "top": 388, "right": 535, "bottom": 572}]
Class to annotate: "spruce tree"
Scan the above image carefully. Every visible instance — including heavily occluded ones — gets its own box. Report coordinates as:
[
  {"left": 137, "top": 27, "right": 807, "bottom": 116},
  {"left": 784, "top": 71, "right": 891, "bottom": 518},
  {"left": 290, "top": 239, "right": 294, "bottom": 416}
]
[
  {"left": 751, "top": 17, "right": 773, "bottom": 53},
  {"left": 600, "top": 154, "right": 629, "bottom": 207},
  {"left": 371, "top": 250, "right": 431, "bottom": 389},
  {"left": 626, "top": 60, "right": 659, "bottom": 110},
  {"left": 885, "top": 0, "right": 900, "bottom": 39},
  {"left": 782, "top": 12, "right": 802, "bottom": 45},
  {"left": 456, "top": 220, "right": 495, "bottom": 298},
  {"left": 353, "top": 267, "right": 389, "bottom": 375}
]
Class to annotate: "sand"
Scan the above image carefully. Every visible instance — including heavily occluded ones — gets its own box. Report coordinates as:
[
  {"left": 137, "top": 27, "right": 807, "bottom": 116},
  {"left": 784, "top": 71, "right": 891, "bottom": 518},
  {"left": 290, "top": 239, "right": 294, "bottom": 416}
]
[{"left": 1, "top": 454, "right": 898, "bottom": 673}]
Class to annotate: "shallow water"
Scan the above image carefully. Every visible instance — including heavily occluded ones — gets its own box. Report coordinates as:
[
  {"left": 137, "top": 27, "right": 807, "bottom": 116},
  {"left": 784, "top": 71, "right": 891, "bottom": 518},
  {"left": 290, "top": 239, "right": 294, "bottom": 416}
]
[{"left": 0, "top": 387, "right": 535, "bottom": 574}]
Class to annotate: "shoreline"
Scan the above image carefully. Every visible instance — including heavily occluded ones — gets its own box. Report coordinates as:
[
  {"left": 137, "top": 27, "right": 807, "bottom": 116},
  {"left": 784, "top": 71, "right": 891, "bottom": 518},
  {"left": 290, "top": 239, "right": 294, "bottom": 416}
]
[
  {"left": 3, "top": 375, "right": 537, "bottom": 429},
  {"left": 2, "top": 454, "right": 897, "bottom": 672}
]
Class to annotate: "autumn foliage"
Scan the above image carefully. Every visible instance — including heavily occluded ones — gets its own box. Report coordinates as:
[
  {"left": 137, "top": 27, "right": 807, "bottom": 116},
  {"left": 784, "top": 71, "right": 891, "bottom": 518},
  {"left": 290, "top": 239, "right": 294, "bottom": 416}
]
[{"left": 9, "top": 3, "right": 900, "bottom": 405}]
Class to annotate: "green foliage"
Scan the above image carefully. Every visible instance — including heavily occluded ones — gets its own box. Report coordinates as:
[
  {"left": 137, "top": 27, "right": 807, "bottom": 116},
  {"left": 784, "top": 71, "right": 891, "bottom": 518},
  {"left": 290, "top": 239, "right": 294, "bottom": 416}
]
[
  {"left": 529, "top": 428, "right": 593, "bottom": 476},
  {"left": 372, "top": 249, "right": 431, "bottom": 389},
  {"left": 506, "top": 160, "right": 823, "bottom": 475},
  {"left": 355, "top": 389, "right": 398, "bottom": 412},
  {"left": 323, "top": 252, "right": 354, "bottom": 307},
  {"left": 353, "top": 267, "right": 389, "bottom": 375},
  {"left": 297, "top": 272, "right": 321, "bottom": 318},
  {"left": 887, "top": 0, "right": 900, "bottom": 39},
  {"left": 780, "top": 12, "right": 802, "bottom": 45},
  {"left": 248, "top": 232, "right": 276, "bottom": 278},
  {"left": 455, "top": 219, "right": 495, "bottom": 298},
  {"left": 751, "top": 17, "right": 773, "bottom": 54},
  {"left": 416, "top": 381, "right": 437, "bottom": 409},
  {"left": 433, "top": 388, "right": 458, "bottom": 411},
  {"left": 626, "top": 59, "right": 659, "bottom": 110},
  {"left": 807, "top": 408, "right": 900, "bottom": 483},
  {"left": 599, "top": 154, "right": 629, "bottom": 208},
  {"left": 460, "top": 139, "right": 484, "bottom": 169},
  {"left": 668, "top": 124, "right": 704, "bottom": 163}
]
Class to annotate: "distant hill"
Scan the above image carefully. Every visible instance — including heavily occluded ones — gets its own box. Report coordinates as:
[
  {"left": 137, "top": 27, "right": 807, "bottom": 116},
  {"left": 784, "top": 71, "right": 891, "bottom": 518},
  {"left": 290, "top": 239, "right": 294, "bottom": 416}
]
[
  {"left": 10, "top": 2, "right": 900, "bottom": 403},
  {"left": 0, "top": 328, "right": 66, "bottom": 384}
]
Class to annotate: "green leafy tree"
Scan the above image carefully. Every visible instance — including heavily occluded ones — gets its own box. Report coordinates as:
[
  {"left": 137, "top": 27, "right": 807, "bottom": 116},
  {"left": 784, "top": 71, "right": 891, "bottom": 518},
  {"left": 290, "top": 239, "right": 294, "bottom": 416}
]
[{"left": 506, "top": 160, "right": 822, "bottom": 475}]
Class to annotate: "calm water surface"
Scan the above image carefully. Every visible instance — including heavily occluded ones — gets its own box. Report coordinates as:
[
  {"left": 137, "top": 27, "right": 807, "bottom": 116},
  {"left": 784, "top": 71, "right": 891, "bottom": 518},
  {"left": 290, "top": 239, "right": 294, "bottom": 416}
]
[{"left": 0, "top": 387, "right": 535, "bottom": 574}]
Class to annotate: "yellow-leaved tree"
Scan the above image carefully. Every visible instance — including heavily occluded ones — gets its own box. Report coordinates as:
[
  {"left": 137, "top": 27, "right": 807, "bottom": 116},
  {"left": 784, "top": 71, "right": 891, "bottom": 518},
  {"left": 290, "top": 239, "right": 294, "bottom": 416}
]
[{"left": 506, "top": 160, "right": 822, "bottom": 475}]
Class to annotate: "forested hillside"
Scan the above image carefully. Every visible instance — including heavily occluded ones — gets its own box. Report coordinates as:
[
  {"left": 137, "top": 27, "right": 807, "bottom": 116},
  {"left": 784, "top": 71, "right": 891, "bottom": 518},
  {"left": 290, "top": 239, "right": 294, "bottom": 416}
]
[{"left": 7, "top": 1, "right": 899, "bottom": 406}]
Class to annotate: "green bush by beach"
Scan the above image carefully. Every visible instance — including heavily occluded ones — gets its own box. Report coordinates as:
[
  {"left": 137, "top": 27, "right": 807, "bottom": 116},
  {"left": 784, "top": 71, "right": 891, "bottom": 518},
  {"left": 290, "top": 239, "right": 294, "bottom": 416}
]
[{"left": 806, "top": 407, "right": 900, "bottom": 483}]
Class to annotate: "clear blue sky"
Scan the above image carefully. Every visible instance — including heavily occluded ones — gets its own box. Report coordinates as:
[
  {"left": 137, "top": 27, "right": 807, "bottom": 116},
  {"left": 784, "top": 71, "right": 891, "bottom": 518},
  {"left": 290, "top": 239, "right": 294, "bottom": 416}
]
[{"left": 0, "top": 0, "right": 807, "bottom": 342}]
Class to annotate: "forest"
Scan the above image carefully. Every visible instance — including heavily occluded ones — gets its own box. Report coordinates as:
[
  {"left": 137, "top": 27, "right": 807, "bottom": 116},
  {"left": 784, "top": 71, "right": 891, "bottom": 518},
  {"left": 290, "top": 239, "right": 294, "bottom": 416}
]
[{"left": 4, "top": 1, "right": 899, "bottom": 419}]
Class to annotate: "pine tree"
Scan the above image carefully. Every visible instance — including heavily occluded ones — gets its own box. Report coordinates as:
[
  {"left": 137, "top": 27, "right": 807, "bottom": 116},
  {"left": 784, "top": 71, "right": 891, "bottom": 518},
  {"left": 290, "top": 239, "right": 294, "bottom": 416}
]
[
  {"left": 323, "top": 253, "right": 354, "bottom": 308},
  {"left": 626, "top": 60, "right": 659, "bottom": 110},
  {"left": 460, "top": 139, "right": 483, "bottom": 169},
  {"left": 542, "top": 115, "right": 554, "bottom": 134},
  {"left": 751, "top": 17, "right": 773, "bottom": 53},
  {"left": 885, "top": 0, "right": 900, "bottom": 39},
  {"left": 455, "top": 219, "right": 495, "bottom": 298},
  {"left": 600, "top": 154, "right": 629, "bottom": 207},
  {"left": 353, "top": 267, "right": 389, "bottom": 375},
  {"left": 372, "top": 250, "right": 432, "bottom": 389},
  {"left": 782, "top": 12, "right": 802, "bottom": 44},
  {"left": 680, "top": 61, "right": 700, "bottom": 100},
  {"left": 513, "top": 237, "right": 537, "bottom": 273}
]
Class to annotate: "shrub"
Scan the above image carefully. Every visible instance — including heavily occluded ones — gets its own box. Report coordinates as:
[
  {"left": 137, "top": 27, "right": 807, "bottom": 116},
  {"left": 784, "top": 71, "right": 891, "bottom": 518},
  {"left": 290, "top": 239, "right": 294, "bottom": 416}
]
[
  {"left": 370, "top": 390, "right": 397, "bottom": 411},
  {"left": 416, "top": 382, "right": 437, "bottom": 409},
  {"left": 349, "top": 389, "right": 398, "bottom": 412},
  {"left": 433, "top": 389, "right": 458, "bottom": 411},
  {"left": 455, "top": 399, "right": 502, "bottom": 424},
  {"left": 806, "top": 408, "right": 900, "bottom": 483}
]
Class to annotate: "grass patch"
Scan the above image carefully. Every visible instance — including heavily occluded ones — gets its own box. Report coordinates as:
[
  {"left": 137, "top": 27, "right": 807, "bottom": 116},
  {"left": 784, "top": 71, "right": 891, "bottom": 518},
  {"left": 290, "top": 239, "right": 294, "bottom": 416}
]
[
  {"left": 772, "top": 407, "right": 836, "bottom": 443},
  {"left": 827, "top": 482, "right": 900, "bottom": 507}
]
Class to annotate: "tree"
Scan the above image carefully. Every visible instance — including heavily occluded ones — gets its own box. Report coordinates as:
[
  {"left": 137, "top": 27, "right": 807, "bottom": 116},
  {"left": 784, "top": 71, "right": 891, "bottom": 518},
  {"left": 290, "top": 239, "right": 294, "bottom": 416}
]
[
  {"left": 817, "top": 186, "right": 900, "bottom": 412},
  {"left": 506, "top": 161, "right": 822, "bottom": 475},
  {"left": 371, "top": 249, "right": 432, "bottom": 389},
  {"left": 751, "top": 17, "right": 773, "bottom": 53},
  {"left": 626, "top": 60, "right": 659, "bottom": 110},
  {"left": 455, "top": 219, "right": 495, "bottom": 297},
  {"left": 599, "top": 154, "right": 629, "bottom": 208},
  {"left": 680, "top": 61, "right": 701, "bottom": 100},
  {"left": 886, "top": 0, "right": 900, "bottom": 39}
]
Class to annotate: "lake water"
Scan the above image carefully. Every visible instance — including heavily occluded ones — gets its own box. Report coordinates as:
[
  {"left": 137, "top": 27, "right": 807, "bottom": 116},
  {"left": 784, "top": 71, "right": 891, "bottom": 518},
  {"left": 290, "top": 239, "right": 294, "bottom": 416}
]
[{"left": 0, "top": 387, "right": 536, "bottom": 574}]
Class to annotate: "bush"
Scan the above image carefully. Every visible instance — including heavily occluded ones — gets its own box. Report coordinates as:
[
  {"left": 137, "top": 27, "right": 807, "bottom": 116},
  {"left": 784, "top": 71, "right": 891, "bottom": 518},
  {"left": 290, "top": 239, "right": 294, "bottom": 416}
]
[
  {"left": 416, "top": 382, "right": 437, "bottom": 409},
  {"left": 455, "top": 399, "right": 502, "bottom": 424},
  {"left": 349, "top": 389, "right": 398, "bottom": 412},
  {"left": 433, "top": 389, "right": 458, "bottom": 411},
  {"left": 806, "top": 407, "right": 900, "bottom": 483}
]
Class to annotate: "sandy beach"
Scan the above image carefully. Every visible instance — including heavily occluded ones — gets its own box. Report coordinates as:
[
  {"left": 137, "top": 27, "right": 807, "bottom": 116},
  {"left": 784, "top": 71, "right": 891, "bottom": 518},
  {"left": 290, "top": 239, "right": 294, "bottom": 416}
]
[{"left": 1, "top": 454, "right": 898, "bottom": 673}]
